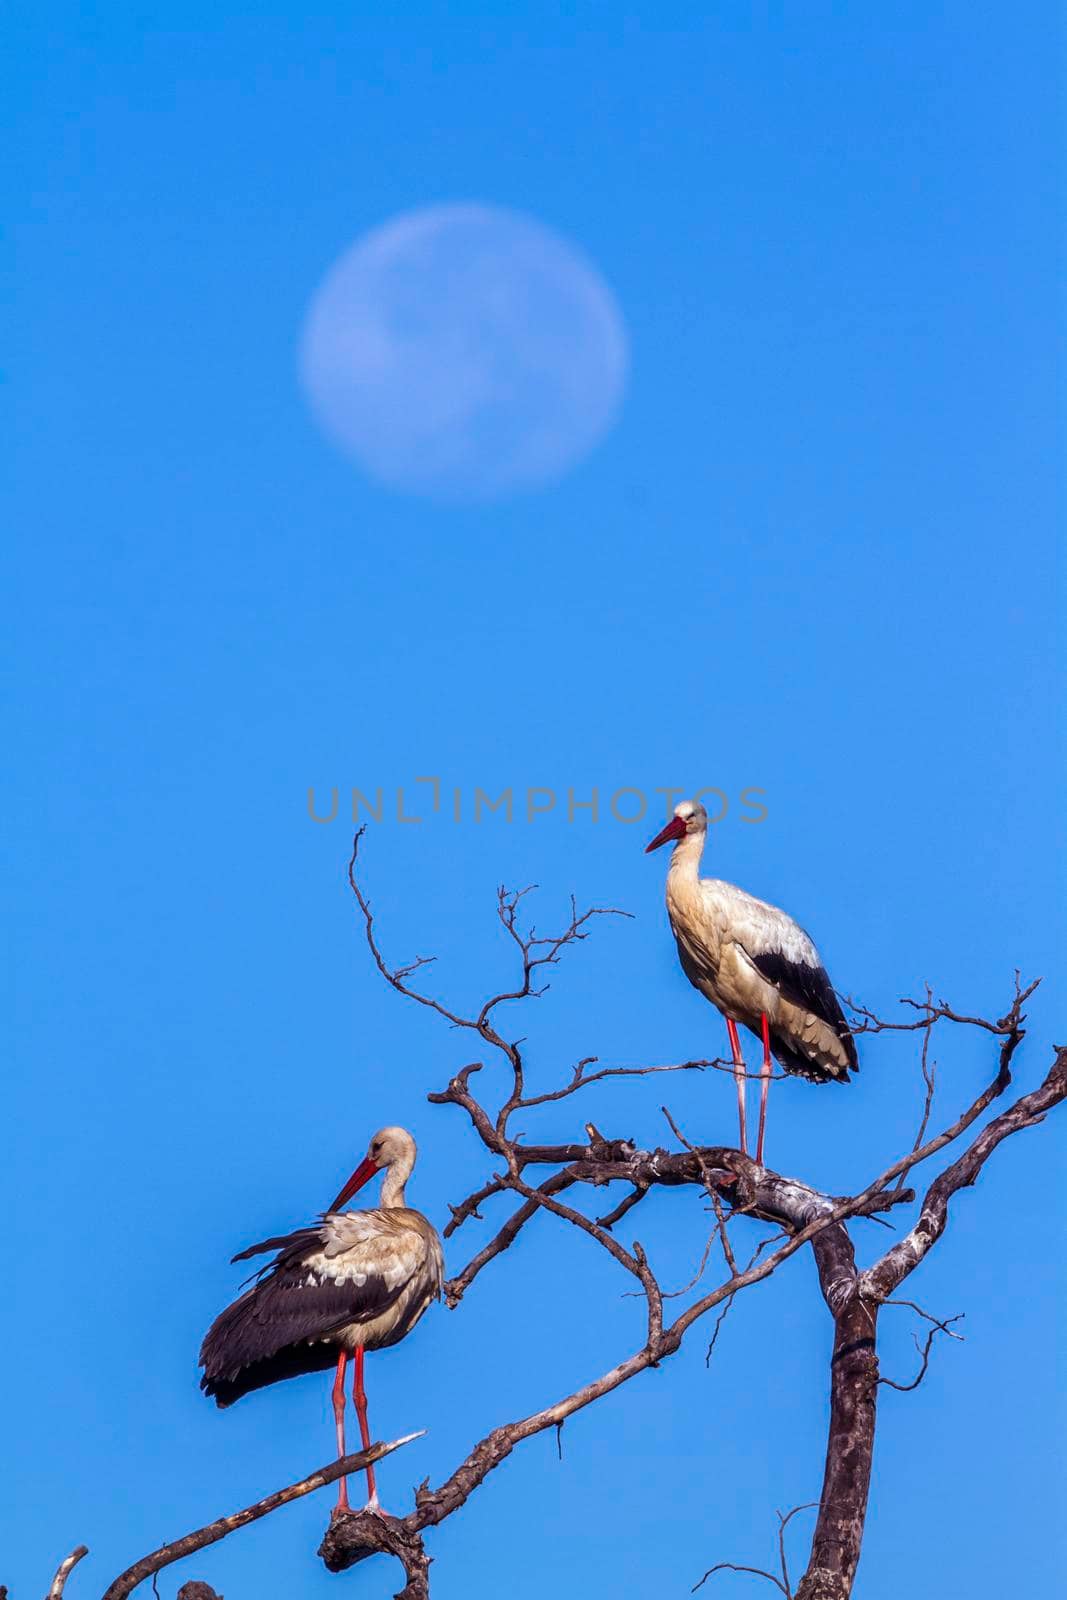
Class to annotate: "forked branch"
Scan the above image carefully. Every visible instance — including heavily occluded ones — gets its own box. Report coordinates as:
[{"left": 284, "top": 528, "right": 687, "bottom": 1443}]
[
  {"left": 331, "top": 838, "right": 1060, "bottom": 1600},
  {"left": 54, "top": 842, "right": 1055, "bottom": 1600}
]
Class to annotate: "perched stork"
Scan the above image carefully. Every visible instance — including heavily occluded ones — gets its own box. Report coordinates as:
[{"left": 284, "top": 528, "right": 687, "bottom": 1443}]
[
  {"left": 646, "top": 799, "right": 857, "bottom": 1163},
  {"left": 199, "top": 1125, "right": 442, "bottom": 1516}
]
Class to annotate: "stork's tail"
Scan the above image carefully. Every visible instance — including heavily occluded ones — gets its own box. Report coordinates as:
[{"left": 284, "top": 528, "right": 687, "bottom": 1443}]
[{"left": 770, "top": 1021, "right": 858, "bottom": 1083}]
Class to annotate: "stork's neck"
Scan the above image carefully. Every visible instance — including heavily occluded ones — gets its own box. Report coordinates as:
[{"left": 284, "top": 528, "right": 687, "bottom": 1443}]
[
  {"left": 667, "top": 828, "right": 705, "bottom": 884},
  {"left": 380, "top": 1162, "right": 413, "bottom": 1209}
]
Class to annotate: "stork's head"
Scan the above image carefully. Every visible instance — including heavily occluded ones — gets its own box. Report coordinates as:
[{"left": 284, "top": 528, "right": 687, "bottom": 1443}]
[
  {"left": 329, "top": 1125, "right": 417, "bottom": 1211},
  {"left": 645, "top": 798, "right": 707, "bottom": 853}
]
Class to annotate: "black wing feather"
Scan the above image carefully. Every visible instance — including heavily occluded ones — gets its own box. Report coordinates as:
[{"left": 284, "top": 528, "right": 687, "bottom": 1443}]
[
  {"left": 201, "top": 1340, "right": 340, "bottom": 1407},
  {"left": 199, "top": 1224, "right": 406, "bottom": 1408},
  {"left": 231, "top": 1226, "right": 323, "bottom": 1265},
  {"left": 749, "top": 947, "right": 859, "bottom": 1077}
]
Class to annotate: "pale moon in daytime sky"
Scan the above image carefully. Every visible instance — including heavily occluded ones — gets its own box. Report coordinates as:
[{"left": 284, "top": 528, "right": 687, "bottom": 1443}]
[{"left": 299, "top": 203, "right": 629, "bottom": 501}]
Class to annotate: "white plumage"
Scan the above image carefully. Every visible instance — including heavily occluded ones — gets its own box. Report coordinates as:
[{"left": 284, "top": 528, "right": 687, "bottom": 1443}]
[{"left": 647, "top": 800, "right": 858, "bottom": 1159}]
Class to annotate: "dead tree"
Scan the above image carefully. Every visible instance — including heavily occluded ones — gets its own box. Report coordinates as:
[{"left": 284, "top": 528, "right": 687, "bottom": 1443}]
[{"left": 25, "top": 833, "right": 1063, "bottom": 1600}]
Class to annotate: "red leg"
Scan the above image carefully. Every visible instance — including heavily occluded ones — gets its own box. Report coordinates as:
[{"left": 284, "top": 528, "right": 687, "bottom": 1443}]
[
  {"left": 725, "top": 1017, "right": 748, "bottom": 1155},
  {"left": 331, "top": 1350, "right": 350, "bottom": 1514},
  {"left": 352, "top": 1346, "right": 379, "bottom": 1511},
  {"left": 756, "top": 1013, "right": 772, "bottom": 1165}
]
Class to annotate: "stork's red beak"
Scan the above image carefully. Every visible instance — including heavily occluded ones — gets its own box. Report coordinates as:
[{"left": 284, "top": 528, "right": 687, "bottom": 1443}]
[
  {"left": 329, "top": 1154, "right": 380, "bottom": 1213},
  {"left": 645, "top": 815, "right": 688, "bottom": 853}
]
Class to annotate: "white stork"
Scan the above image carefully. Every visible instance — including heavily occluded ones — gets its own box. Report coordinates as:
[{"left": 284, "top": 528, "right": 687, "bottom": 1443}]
[
  {"left": 200, "top": 1125, "right": 442, "bottom": 1515},
  {"left": 646, "top": 799, "right": 857, "bottom": 1163}
]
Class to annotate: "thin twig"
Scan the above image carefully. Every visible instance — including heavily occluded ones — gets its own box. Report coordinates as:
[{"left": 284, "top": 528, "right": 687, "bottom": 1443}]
[
  {"left": 878, "top": 1311, "right": 964, "bottom": 1392},
  {"left": 665, "top": 1225, "right": 718, "bottom": 1299},
  {"left": 846, "top": 974, "right": 1040, "bottom": 1049},
  {"left": 514, "top": 1058, "right": 730, "bottom": 1110},
  {"left": 892, "top": 987, "right": 939, "bottom": 1197},
  {"left": 443, "top": 1176, "right": 508, "bottom": 1237},
  {"left": 776, "top": 1503, "right": 818, "bottom": 1596},
  {"left": 595, "top": 1185, "right": 648, "bottom": 1229},
  {"left": 705, "top": 1294, "right": 735, "bottom": 1365},
  {"left": 692, "top": 1560, "right": 788, "bottom": 1594}
]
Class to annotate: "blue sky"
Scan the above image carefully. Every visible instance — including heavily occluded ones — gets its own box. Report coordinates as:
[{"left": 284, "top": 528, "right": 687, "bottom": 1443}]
[{"left": 5, "top": 4, "right": 1063, "bottom": 1597}]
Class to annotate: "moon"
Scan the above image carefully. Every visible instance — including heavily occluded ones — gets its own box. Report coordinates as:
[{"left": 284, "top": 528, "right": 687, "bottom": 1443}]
[{"left": 299, "top": 203, "right": 628, "bottom": 501}]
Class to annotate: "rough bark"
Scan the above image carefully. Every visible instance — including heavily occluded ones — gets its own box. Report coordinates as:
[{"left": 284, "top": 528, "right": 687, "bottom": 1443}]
[
  {"left": 795, "top": 1295, "right": 878, "bottom": 1600},
  {"left": 792, "top": 1044, "right": 1067, "bottom": 1599}
]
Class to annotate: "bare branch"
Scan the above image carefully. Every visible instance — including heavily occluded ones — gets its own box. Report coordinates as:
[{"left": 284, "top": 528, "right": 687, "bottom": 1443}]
[
  {"left": 777, "top": 1505, "right": 819, "bottom": 1597},
  {"left": 795, "top": 1043, "right": 1067, "bottom": 1600},
  {"left": 321, "top": 1338, "right": 687, "bottom": 1590},
  {"left": 692, "top": 1562, "right": 788, "bottom": 1595},
  {"left": 443, "top": 1170, "right": 578, "bottom": 1307},
  {"left": 595, "top": 1184, "right": 648, "bottom": 1230},
  {"left": 891, "top": 987, "right": 939, "bottom": 1197},
  {"left": 341, "top": 848, "right": 1060, "bottom": 1600},
  {"left": 664, "top": 1224, "right": 718, "bottom": 1300},
  {"left": 878, "top": 1313, "right": 964, "bottom": 1392},
  {"left": 347, "top": 832, "right": 633, "bottom": 1156},
  {"left": 327, "top": 1155, "right": 921, "bottom": 1581},
  {"left": 862, "top": 1045, "right": 1067, "bottom": 1303},
  {"left": 845, "top": 974, "right": 1040, "bottom": 1064},
  {"left": 880, "top": 1296, "right": 966, "bottom": 1333},
  {"left": 505, "top": 1169, "right": 644, "bottom": 1278},
  {"left": 100, "top": 1435, "right": 422, "bottom": 1600},
  {"left": 659, "top": 1107, "right": 746, "bottom": 1279},
  {"left": 347, "top": 831, "right": 474, "bottom": 1033},
  {"left": 514, "top": 1056, "right": 725, "bottom": 1111},
  {"left": 47, "top": 1547, "right": 88, "bottom": 1599},
  {"left": 704, "top": 1294, "right": 735, "bottom": 1364},
  {"left": 442, "top": 1176, "right": 507, "bottom": 1238}
]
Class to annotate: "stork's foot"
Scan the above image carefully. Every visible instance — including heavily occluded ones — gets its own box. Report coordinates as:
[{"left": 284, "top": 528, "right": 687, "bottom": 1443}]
[{"left": 328, "top": 1498, "right": 390, "bottom": 1523}]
